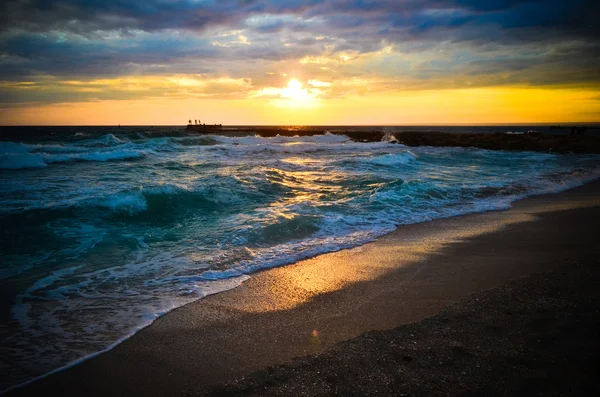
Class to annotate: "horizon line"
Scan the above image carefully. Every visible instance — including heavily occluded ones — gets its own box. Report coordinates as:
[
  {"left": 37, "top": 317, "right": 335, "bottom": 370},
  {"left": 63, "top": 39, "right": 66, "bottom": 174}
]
[{"left": 1, "top": 122, "right": 599, "bottom": 127}]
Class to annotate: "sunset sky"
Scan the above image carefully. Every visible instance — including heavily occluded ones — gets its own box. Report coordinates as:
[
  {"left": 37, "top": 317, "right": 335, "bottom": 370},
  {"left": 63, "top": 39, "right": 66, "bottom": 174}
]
[{"left": 1, "top": 0, "right": 599, "bottom": 125}]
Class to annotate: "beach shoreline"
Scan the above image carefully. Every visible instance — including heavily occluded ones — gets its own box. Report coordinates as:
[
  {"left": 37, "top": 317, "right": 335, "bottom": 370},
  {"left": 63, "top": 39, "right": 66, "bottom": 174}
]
[
  {"left": 7, "top": 179, "right": 600, "bottom": 397},
  {"left": 196, "top": 236, "right": 600, "bottom": 396}
]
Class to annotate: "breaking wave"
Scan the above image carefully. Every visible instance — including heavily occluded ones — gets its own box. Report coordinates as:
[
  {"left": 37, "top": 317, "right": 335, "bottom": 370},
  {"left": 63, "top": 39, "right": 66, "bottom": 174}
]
[{"left": 1, "top": 127, "right": 600, "bottom": 392}]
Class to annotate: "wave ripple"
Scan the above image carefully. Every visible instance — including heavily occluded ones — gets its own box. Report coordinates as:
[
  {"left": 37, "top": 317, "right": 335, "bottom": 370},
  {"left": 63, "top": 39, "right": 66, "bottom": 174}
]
[{"left": 1, "top": 129, "right": 599, "bottom": 391}]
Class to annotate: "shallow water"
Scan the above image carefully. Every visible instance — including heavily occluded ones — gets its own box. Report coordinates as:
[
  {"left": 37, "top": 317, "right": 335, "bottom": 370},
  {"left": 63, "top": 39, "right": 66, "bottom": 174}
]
[{"left": 1, "top": 126, "right": 599, "bottom": 390}]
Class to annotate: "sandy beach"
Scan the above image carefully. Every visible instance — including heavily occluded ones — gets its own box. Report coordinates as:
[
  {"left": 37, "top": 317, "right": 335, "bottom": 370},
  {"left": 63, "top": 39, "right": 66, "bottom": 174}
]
[
  {"left": 197, "top": 226, "right": 600, "bottom": 396},
  {"left": 8, "top": 180, "right": 600, "bottom": 397}
]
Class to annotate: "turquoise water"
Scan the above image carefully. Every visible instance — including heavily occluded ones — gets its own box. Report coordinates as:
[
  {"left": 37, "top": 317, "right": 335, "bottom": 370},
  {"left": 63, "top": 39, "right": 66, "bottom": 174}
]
[{"left": 1, "top": 127, "right": 599, "bottom": 390}]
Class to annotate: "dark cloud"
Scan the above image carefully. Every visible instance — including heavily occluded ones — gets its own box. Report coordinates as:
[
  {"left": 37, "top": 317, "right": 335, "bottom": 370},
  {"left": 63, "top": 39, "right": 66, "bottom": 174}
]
[
  {"left": 2, "top": 1, "right": 598, "bottom": 40},
  {"left": 0, "top": 0, "right": 599, "bottom": 103},
  {"left": 0, "top": 0, "right": 310, "bottom": 34},
  {"left": 0, "top": 30, "right": 219, "bottom": 79}
]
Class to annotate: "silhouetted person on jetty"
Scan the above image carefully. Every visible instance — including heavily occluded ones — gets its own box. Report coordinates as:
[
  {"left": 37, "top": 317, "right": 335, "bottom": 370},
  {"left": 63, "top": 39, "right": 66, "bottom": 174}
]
[{"left": 185, "top": 119, "right": 222, "bottom": 131}]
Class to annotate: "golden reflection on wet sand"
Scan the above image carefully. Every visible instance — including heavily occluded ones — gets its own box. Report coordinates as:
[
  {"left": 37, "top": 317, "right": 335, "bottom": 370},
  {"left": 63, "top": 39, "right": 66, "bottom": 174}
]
[{"left": 206, "top": 193, "right": 598, "bottom": 315}]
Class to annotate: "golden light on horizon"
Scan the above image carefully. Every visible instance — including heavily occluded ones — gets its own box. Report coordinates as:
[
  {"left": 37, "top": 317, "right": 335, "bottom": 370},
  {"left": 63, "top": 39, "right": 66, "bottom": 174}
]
[
  {"left": 252, "top": 78, "right": 321, "bottom": 109},
  {"left": 3, "top": 85, "right": 598, "bottom": 126}
]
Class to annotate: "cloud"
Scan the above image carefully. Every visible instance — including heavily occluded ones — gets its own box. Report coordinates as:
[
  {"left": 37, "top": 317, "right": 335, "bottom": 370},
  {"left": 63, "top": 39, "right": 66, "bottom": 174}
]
[
  {"left": 0, "top": 74, "right": 255, "bottom": 106},
  {"left": 0, "top": 0, "right": 599, "bottom": 106}
]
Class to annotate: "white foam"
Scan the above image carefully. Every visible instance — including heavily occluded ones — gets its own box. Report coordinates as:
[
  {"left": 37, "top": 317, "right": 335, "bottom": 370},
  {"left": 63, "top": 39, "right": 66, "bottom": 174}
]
[
  {"left": 79, "top": 150, "right": 145, "bottom": 162},
  {"left": 144, "top": 183, "right": 191, "bottom": 196},
  {"left": 0, "top": 146, "right": 146, "bottom": 169},
  {"left": 93, "top": 190, "right": 147, "bottom": 214},
  {"left": 32, "top": 144, "right": 88, "bottom": 153},
  {"left": 211, "top": 132, "right": 349, "bottom": 145},
  {"left": 363, "top": 151, "right": 417, "bottom": 166},
  {"left": 2, "top": 274, "right": 249, "bottom": 395},
  {"left": 43, "top": 149, "right": 146, "bottom": 163},
  {"left": 211, "top": 139, "right": 398, "bottom": 157},
  {"left": 24, "top": 266, "right": 84, "bottom": 295},
  {"left": 80, "top": 133, "right": 124, "bottom": 146}
]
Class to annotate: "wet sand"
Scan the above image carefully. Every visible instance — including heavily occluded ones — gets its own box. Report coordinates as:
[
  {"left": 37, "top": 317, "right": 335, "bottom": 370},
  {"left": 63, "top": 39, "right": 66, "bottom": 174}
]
[
  {"left": 8, "top": 180, "right": 600, "bottom": 397},
  {"left": 197, "top": 231, "right": 600, "bottom": 396}
]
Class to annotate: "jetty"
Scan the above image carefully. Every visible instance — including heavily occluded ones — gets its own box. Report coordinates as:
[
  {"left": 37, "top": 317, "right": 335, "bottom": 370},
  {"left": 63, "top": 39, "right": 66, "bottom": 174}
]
[{"left": 185, "top": 119, "right": 222, "bottom": 133}]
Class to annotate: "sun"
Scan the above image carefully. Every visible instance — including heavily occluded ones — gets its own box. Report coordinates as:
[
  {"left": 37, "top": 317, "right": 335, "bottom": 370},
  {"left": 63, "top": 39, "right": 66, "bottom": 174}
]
[
  {"left": 252, "top": 78, "right": 320, "bottom": 108},
  {"left": 281, "top": 79, "right": 310, "bottom": 101},
  {"left": 278, "top": 79, "right": 318, "bottom": 107}
]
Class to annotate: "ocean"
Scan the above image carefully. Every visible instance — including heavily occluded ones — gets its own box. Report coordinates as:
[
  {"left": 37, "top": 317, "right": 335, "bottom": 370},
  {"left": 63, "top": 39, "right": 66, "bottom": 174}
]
[{"left": 1, "top": 125, "right": 599, "bottom": 391}]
